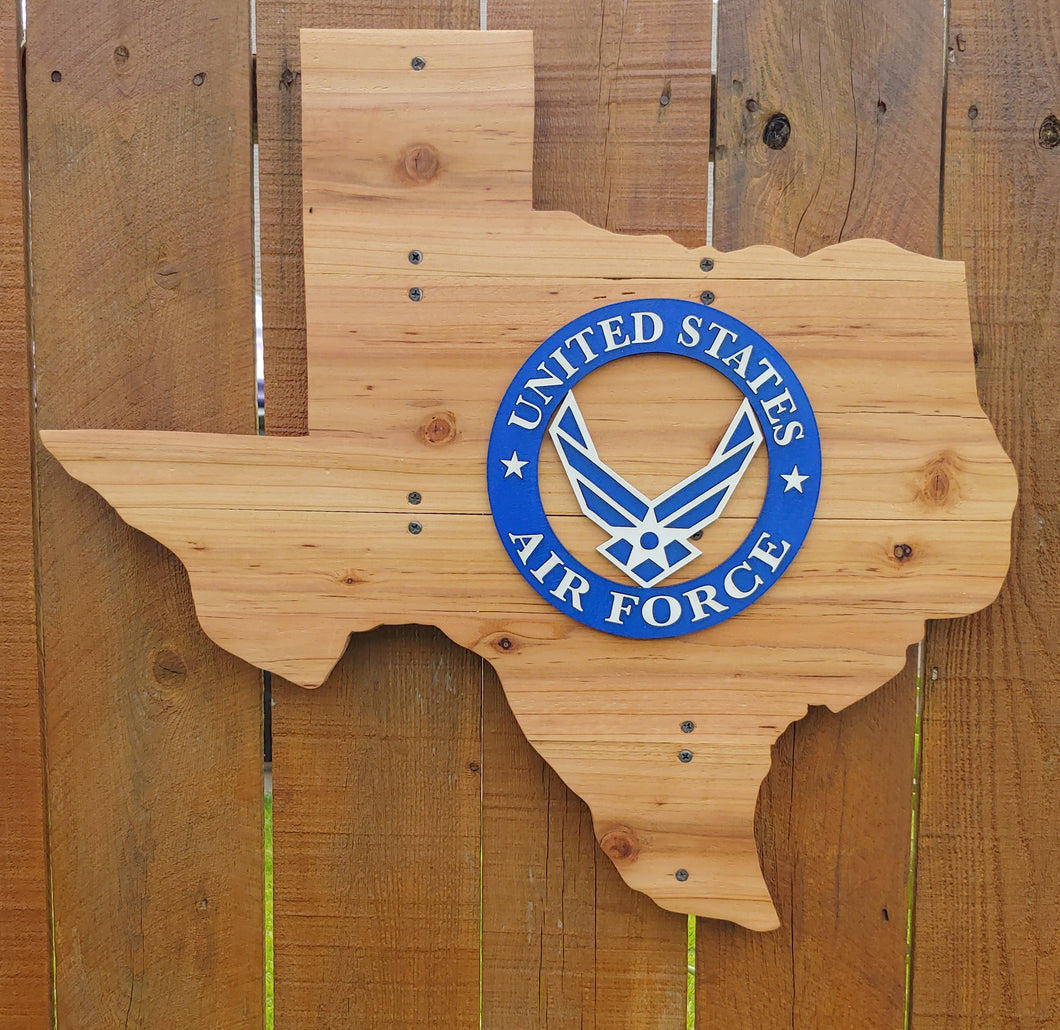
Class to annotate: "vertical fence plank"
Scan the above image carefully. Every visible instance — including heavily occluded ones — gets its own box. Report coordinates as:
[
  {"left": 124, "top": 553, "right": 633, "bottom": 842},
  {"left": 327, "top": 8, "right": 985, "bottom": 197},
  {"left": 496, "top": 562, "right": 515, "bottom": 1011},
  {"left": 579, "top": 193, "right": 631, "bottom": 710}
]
[
  {"left": 481, "top": 680, "right": 600, "bottom": 1025},
  {"left": 701, "top": 2, "right": 944, "bottom": 1025},
  {"left": 481, "top": 1, "right": 709, "bottom": 1023},
  {"left": 490, "top": 0, "right": 713, "bottom": 249},
  {"left": 256, "top": 3, "right": 484, "bottom": 1025},
  {"left": 0, "top": 10, "right": 51, "bottom": 1027},
  {"left": 26, "top": 3, "right": 262, "bottom": 1027},
  {"left": 912, "top": 4, "right": 1060, "bottom": 1026},
  {"left": 271, "top": 629, "right": 483, "bottom": 1026},
  {"left": 712, "top": 0, "right": 943, "bottom": 258}
]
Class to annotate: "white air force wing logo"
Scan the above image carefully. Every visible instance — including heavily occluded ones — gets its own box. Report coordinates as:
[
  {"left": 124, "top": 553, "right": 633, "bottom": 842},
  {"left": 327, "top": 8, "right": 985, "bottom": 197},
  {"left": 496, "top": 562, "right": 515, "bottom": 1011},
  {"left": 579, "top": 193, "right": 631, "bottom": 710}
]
[
  {"left": 549, "top": 392, "right": 763, "bottom": 588},
  {"left": 487, "top": 298, "right": 821, "bottom": 638}
]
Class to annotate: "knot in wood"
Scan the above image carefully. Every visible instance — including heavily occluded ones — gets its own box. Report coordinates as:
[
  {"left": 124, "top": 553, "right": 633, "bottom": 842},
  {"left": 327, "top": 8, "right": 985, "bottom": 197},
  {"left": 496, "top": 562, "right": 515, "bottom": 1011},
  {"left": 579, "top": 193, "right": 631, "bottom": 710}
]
[
  {"left": 153, "top": 263, "right": 182, "bottom": 290},
  {"left": 401, "top": 143, "right": 440, "bottom": 183},
  {"left": 600, "top": 828, "right": 640, "bottom": 864},
  {"left": 419, "top": 411, "right": 457, "bottom": 445},
  {"left": 1039, "top": 115, "right": 1060, "bottom": 149},
  {"left": 893, "top": 543, "right": 914, "bottom": 562},
  {"left": 763, "top": 113, "right": 790, "bottom": 150},
  {"left": 151, "top": 649, "right": 187, "bottom": 686},
  {"left": 917, "top": 451, "right": 961, "bottom": 509},
  {"left": 492, "top": 634, "right": 517, "bottom": 653},
  {"left": 113, "top": 45, "right": 129, "bottom": 65}
]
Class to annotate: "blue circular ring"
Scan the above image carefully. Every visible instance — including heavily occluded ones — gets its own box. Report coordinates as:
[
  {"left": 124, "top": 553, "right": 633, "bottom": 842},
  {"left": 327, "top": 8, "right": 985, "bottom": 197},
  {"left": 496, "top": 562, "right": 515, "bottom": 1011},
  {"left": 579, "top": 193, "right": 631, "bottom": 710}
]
[{"left": 487, "top": 298, "right": 821, "bottom": 638}]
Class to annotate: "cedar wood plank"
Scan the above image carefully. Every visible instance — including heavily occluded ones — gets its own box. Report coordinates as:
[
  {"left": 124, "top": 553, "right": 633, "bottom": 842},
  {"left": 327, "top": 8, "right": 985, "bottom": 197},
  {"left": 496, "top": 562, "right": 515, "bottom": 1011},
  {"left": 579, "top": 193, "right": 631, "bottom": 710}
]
[
  {"left": 25, "top": 3, "right": 263, "bottom": 1027},
  {"left": 484, "top": 1, "right": 707, "bottom": 1020},
  {"left": 258, "top": 1, "right": 693, "bottom": 1023},
  {"left": 0, "top": 9, "right": 51, "bottom": 1027},
  {"left": 913, "top": 4, "right": 1060, "bottom": 1026},
  {"left": 271, "top": 627, "right": 483, "bottom": 1027},
  {"left": 491, "top": 0, "right": 712, "bottom": 250},
  {"left": 700, "top": 1, "right": 944, "bottom": 1025},
  {"left": 257, "top": 3, "right": 485, "bottom": 1027}
]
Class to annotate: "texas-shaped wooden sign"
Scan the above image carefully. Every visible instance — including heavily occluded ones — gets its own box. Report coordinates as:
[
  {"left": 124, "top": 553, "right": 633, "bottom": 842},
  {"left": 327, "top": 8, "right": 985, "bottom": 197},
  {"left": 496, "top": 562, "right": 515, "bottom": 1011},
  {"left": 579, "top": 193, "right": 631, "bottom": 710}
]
[{"left": 41, "top": 30, "right": 1017, "bottom": 931}]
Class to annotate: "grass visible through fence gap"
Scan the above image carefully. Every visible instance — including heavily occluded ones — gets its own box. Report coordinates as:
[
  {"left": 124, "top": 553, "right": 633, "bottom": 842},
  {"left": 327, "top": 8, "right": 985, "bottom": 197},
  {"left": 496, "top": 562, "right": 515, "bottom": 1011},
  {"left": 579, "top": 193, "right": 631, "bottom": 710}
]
[
  {"left": 265, "top": 785, "right": 274, "bottom": 1028},
  {"left": 904, "top": 652, "right": 925, "bottom": 1030},
  {"left": 687, "top": 913, "right": 696, "bottom": 1027}
]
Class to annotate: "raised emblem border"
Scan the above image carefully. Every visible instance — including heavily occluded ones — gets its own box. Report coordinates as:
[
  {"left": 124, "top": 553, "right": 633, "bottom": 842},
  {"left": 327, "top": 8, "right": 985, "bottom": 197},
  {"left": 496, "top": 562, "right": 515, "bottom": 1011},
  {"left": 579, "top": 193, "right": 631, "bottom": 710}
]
[{"left": 487, "top": 298, "right": 823, "bottom": 638}]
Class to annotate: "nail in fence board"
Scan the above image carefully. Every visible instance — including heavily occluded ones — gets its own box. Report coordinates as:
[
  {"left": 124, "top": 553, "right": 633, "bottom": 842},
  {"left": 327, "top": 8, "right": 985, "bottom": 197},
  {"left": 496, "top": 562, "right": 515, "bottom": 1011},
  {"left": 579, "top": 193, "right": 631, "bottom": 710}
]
[
  {"left": 0, "top": 14, "right": 51, "bottom": 1028},
  {"left": 26, "top": 2, "right": 263, "bottom": 1026},
  {"left": 701, "top": 0, "right": 946, "bottom": 1024},
  {"left": 914, "top": 2, "right": 1060, "bottom": 1025},
  {"left": 42, "top": 30, "right": 1014, "bottom": 937}
]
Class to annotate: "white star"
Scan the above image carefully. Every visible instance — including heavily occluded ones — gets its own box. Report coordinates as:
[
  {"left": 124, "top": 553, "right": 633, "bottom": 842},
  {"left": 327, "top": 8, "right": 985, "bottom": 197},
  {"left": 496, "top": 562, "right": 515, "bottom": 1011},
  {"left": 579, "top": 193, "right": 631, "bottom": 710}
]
[
  {"left": 501, "top": 451, "right": 528, "bottom": 479},
  {"left": 781, "top": 466, "right": 810, "bottom": 493}
]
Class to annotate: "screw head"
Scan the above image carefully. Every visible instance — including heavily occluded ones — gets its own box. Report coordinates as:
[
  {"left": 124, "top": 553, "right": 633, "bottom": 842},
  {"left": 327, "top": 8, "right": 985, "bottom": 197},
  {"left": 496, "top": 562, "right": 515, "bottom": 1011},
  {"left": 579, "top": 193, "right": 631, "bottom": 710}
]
[
  {"left": 675, "top": 868, "right": 690, "bottom": 882},
  {"left": 699, "top": 257, "right": 714, "bottom": 272},
  {"left": 408, "top": 521, "right": 423, "bottom": 535},
  {"left": 408, "top": 287, "right": 423, "bottom": 302},
  {"left": 407, "top": 491, "right": 422, "bottom": 505},
  {"left": 411, "top": 56, "right": 426, "bottom": 71},
  {"left": 681, "top": 720, "right": 695, "bottom": 734},
  {"left": 679, "top": 749, "right": 693, "bottom": 763},
  {"left": 408, "top": 249, "right": 423, "bottom": 264},
  {"left": 700, "top": 290, "right": 715, "bottom": 305}
]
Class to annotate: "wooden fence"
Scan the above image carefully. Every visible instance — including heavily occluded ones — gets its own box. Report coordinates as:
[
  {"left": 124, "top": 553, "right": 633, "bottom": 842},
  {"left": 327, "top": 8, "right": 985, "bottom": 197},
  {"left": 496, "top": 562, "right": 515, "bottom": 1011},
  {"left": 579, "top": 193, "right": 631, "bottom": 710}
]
[{"left": 1, "top": 0, "right": 1057, "bottom": 1026}]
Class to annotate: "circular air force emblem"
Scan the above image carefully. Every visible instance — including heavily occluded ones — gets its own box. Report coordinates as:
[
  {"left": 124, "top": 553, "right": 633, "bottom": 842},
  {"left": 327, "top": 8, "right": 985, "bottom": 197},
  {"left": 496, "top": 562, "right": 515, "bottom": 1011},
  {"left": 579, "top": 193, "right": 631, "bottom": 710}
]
[{"left": 488, "top": 299, "right": 821, "bottom": 638}]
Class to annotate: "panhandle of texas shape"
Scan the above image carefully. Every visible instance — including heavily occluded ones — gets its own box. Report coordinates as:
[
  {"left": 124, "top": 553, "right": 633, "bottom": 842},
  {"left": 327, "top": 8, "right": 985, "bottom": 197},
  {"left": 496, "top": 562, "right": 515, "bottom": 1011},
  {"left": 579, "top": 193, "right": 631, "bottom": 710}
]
[{"left": 41, "top": 30, "right": 1017, "bottom": 932}]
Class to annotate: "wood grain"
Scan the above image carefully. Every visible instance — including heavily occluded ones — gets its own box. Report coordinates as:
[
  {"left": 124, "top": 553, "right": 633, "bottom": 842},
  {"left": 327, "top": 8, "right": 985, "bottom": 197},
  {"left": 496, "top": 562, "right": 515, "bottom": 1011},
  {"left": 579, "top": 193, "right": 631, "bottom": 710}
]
[
  {"left": 701, "top": 0, "right": 947, "bottom": 1024},
  {"left": 480, "top": 571, "right": 688, "bottom": 1030},
  {"left": 913, "top": 3, "right": 1060, "bottom": 1026},
  {"left": 271, "top": 627, "right": 482, "bottom": 1027},
  {"left": 25, "top": 2, "right": 263, "bottom": 1027},
  {"left": 473, "top": 0, "right": 712, "bottom": 249},
  {"left": 713, "top": 0, "right": 945, "bottom": 259},
  {"left": 42, "top": 28, "right": 1013, "bottom": 935},
  {"left": 0, "top": 12, "right": 51, "bottom": 1027}
]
